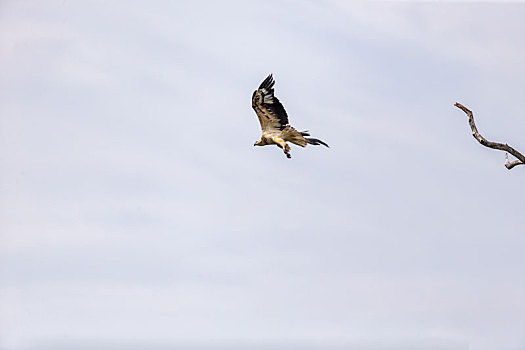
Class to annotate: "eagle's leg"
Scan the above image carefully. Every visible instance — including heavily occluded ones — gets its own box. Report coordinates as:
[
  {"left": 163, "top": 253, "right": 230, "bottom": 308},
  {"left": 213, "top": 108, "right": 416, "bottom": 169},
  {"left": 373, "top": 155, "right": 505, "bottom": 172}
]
[
  {"left": 284, "top": 144, "right": 291, "bottom": 158},
  {"left": 273, "top": 137, "right": 291, "bottom": 159}
]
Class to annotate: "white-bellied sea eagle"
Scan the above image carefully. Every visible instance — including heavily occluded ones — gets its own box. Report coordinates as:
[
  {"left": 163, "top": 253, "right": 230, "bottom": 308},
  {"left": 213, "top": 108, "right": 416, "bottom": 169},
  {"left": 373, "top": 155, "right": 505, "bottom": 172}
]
[{"left": 252, "top": 74, "right": 329, "bottom": 159}]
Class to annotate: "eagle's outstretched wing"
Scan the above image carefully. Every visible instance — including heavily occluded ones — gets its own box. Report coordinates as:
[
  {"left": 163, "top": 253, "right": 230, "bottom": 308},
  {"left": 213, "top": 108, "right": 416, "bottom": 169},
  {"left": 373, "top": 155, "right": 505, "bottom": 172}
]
[{"left": 251, "top": 74, "right": 289, "bottom": 132}]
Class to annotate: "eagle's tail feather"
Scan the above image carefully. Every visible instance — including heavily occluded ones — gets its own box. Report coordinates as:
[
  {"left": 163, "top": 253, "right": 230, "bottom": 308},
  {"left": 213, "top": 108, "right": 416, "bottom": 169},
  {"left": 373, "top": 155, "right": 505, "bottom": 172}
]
[
  {"left": 285, "top": 128, "right": 328, "bottom": 148},
  {"left": 305, "top": 137, "right": 329, "bottom": 148}
]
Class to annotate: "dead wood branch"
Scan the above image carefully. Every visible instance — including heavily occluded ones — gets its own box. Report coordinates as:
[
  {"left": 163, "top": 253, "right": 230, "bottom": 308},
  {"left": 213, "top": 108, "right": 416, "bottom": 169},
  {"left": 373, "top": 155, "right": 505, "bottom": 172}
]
[{"left": 454, "top": 102, "right": 525, "bottom": 170}]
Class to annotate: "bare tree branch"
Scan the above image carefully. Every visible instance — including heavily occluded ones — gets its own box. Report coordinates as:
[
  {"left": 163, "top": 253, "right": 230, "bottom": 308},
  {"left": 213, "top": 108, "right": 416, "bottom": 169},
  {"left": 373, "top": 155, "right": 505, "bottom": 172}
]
[
  {"left": 454, "top": 102, "right": 525, "bottom": 170},
  {"left": 505, "top": 152, "right": 524, "bottom": 170}
]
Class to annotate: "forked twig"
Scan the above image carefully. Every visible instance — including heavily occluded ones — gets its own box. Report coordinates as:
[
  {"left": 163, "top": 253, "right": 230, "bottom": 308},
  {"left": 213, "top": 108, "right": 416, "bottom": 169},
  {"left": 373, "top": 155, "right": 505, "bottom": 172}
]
[{"left": 454, "top": 102, "right": 525, "bottom": 170}]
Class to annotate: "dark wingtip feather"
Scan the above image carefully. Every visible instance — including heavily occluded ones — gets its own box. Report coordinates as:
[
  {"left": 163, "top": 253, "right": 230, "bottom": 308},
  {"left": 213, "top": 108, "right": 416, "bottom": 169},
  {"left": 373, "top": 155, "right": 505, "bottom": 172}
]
[{"left": 259, "top": 73, "right": 274, "bottom": 90}]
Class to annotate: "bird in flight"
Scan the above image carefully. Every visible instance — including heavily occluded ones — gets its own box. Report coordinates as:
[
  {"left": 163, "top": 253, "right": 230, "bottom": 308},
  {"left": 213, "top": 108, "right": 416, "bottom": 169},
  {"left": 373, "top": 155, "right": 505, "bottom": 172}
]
[{"left": 252, "top": 74, "right": 329, "bottom": 159}]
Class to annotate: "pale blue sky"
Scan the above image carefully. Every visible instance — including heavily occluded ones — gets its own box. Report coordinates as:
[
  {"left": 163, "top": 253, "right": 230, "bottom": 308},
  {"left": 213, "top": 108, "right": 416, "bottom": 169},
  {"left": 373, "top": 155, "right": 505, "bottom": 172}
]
[{"left": 1, "top": 1, "right": 525, "bottom": 350}]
